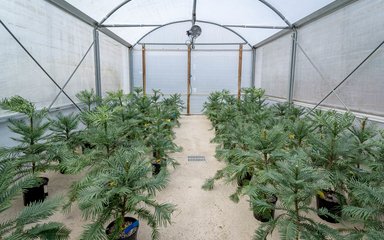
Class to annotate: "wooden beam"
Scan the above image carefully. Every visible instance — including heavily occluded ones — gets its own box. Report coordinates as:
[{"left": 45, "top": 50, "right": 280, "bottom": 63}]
[
  {"left": 237, "top": 44, "right": 243, "bottom": 100},
  {"left": 187, "top": 45, "right": 192, "bottom": 115},
  {"left": 142, "top": 44, "right": 146, "bottom": 95}
]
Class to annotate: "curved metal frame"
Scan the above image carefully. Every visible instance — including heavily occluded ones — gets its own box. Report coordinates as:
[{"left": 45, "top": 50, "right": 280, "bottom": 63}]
[
  {"left": 98, "top": 0, "right": 294, "bottom": 41},
  {"left": 258, "top": 0, "right": 293, "bottom": 28},
  {"left": 130, "top": 19, "right": 253, "bottom": 48},
  {"left": 99, "top": 0, "right": 133, "bottom": 25}
]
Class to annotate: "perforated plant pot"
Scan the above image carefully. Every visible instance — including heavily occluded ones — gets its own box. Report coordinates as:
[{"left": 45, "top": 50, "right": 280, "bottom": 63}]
[{"left": 23, "top": 177, "right": 49, "bottom": 206}]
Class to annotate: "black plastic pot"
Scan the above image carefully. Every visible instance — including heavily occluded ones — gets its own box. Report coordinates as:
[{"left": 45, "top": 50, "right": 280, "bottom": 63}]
[
  {"left": 236, "top": 172, "right": 252, "bottom": 187},
  {"left": 253, "top": 195, "right": 277, "bottom": 222},
  {"left": 106, "top": 217, "right": 139, "bottom": 240},
  {"left": 81, "top": 142, "right": 95, "bottom": 153},
  {"left": 152, "top": 162, "right": 161, "bottom": 176},
  {"left": 316, "top": 190, "right": 344, "bottom": 223},
  {"left": 23, "top": 177, "right": 49, "bottom": 206}
]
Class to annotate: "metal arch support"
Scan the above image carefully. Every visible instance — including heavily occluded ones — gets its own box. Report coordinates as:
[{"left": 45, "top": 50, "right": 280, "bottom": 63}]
[
  {"left": 132, "top": 20, "right": 189, "bottom": 47},
  {"left": 132, "top": 19, "right": 253, "bottom": 48},
  {"left": 288, "top": 28, "right": 297, "bottom": 104},
  {"left": 197, "top": 20, "right": 252, "bottom": 48},
  {"left": 99, "top": 0, "right": 294, "bottom": 29},
  {"left": 99, "top": 0, "right": 134, "bottom": 25},
  {"left": 258, "top": 0, "right": 293, "bottom": 29}
]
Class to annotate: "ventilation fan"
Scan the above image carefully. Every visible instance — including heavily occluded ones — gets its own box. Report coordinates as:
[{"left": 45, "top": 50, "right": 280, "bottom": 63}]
[{"left": 187, "top": 25, "right": 202, "bottom": 39}]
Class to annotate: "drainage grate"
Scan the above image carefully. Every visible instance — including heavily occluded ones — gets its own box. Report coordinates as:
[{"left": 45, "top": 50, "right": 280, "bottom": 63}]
[{"left": 188, "top": 155, "right": 206, "bottom": 161}]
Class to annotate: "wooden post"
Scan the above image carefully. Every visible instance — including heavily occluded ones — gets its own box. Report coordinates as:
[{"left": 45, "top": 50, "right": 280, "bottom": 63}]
[
  {"left": 187, "top": 45, "right": 192, "bottom": 115},
  {"left": 237, "top": 44, "right": 243, "bottom": 100},
  {"left": 142, "top": 44, "right": 146, "bottom": 95}
]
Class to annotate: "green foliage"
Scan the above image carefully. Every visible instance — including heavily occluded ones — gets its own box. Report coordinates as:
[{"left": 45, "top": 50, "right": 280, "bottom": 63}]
[
  {"left": 73, "top": 147, "right": 175, "bottom": 240},
  {"left": 59, "top": 89, "right": 181, "bottom": 239},
  {"left": 308, "top": 111, "right": 355, "bottom": 191},
  {"left": 203, "top": 88, "right": 384, "bottom": 238},
  {"left": 348, "top": 118, "right": 379, "bottom": 168},
  {"left": 249, "top": 151, "right": 338, "bottom": 240},
  {"left": 49, "top": 112, "right": 80, "bottom": 146},
  {"left": 0, "top": 96, "right": 51, "bottom": 174},
  {"left": 343, "top": 180, "right": 384, "bottom": 239},
  {"left": 0, "top": 158, "right": 70, "bottom": 239},
  {"left": 76, "top": 89, "right": 101, "bottom": 112}
]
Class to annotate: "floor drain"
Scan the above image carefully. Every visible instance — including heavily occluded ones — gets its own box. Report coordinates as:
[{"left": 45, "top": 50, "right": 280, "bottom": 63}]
[{"left": 188, "top": 156, "right": 206, "bottom": 161}]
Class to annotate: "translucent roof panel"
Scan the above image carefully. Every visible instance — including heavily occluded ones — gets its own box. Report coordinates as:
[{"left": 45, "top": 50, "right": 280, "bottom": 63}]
[
  {"left": 136, "top": 22, "right": 248, "bottom": 46},
  {"left": 120, "top": 22, "right": 281, "bottom": 48},
  {"left": 65, "top": 0, "right": 125, "bottom": 22},
  {"left": 105, "top": 0, "right": 192, "bottom": 25},
  {"left": 197, "top": 0, "right": 287, "bottom": 26},
  {"left": 267, "top": 0, "right": 335, "bottom": 23},
  {"left": 65, "top": 0, "right": 337, "bottom": 45}
]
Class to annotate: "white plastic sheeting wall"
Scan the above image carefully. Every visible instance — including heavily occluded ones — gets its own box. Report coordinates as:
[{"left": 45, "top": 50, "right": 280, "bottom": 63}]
[
  {"left": 255, "top": 33, "right": 292, "bottom": 100},
  {"left": 130, "top": 19, "right": 254, "bottom": 114},
  {"left": 255, "top": 0, "right": 384, "bottom": 118},
  {"left": 0, "top": 0, "right": 94, "bottom": 114},
  {"left": 99, "top": 32, "right": 130, "bottom": 96},
  {"left": 293, "top": 0, "right": 384, "bottom": 117},
  {"left": 132, "top": 46, "right": 252, "bottom": 113},
  {"left": 0, "top": 0, "right": 129, "bottom": 118}
]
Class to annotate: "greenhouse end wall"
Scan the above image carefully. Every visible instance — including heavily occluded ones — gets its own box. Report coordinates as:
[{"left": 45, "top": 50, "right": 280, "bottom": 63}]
[
  {"left": 256, "top": 0, "right": 384, "bottom": 119},
  {"left": 132, "top": 46, "right": 253, "bottom": 114}
]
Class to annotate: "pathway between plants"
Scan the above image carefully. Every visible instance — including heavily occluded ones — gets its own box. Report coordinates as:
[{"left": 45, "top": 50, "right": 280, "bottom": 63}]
[{"left": 139, "top": 115, "right": 260, "bottom": 240}]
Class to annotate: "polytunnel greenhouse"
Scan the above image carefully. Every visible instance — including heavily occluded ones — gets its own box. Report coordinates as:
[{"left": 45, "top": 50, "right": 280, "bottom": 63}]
[{"left": 0, "top": 0, "right": 383, "bottom": 239}]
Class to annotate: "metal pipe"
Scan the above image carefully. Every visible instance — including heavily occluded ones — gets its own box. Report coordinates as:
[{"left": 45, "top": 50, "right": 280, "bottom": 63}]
[
  {"left": 48, "top": 41, "right": 95, "bottom": 110},
  {"left": 128, "top": 48, "right": 134, "bottom": 93},
  {"left": 99, "top": 0, "right": 133, "bottom": 25},
  {"left": 197, "top": 20, "right": 253, "bottom": 48},
  {"left": 187, "top": 45, "right": 192, "bottom": 115},
  {"left": 258, "top": 0, "right": 293, "bottom": 28},
  {"left": 251, "top": 47, "right": 256, "bottom": 88},
  {"left": 138, "top": 42, "right": 247, "bottom": 46},
  {"left": 288, "top": 29, "right": 297, "bottom": 104},
  {"left": 141, "top": 44, "right": 147, "bottom": 95},
  {"left": 224, "top": 24, "right": 288, "bottom": 29},
  {"left": 237, "top": 44, "right": 243, "bottom": 100},
  {"left": 133, "top": 48, "right": 252, "bottom": 52},
  {"left": 309, "top": 40, "right": 384, "bottom": 113},
  {"left": 0, "top": 20, "right": 82, "bottom": 111},
  {"left": 101, "top": 23, "right": 288, "bottom": 30},
  {"left": 132, "top": 19, "right": 253, "bottom": 48},
  {"left": 93, "top": 28, "right": 102, "bottom": 98},
  {"left": 101, "top": 24, "right": 161, "bottom": 28},
  {"left": 192, "top": 0, "right": 197, "bottom": 25}
]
